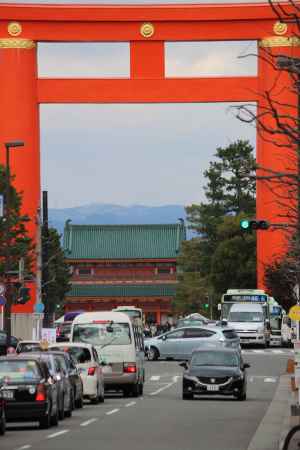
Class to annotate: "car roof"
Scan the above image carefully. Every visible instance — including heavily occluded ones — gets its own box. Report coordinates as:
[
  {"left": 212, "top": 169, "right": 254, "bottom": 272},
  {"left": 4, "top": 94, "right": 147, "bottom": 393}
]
[
  {"left": 192, "top": 347, "right": 240, "bottom": 354},
  {"left": 0, "top": 354, "right": 44, "bottom": 362},
  {"left": 49, "top": 343, "right": 93, "bottom": 349}
]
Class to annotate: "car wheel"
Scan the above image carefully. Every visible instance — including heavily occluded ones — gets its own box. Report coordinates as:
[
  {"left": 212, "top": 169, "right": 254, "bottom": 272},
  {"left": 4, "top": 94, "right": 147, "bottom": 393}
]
[
  {"left": 98, "top": 385, "right": 105, "bottom": 404},
  {"left": 75, "top": 395, "right": 83, "bottom": 409},
  {"left": 182, "top": 392, "right": 194, "bottom": 400},
  {"left": 236, "top": 392, "right": 247, "bottom": 401},
  {"left": 139, "top": 382, "right": 144, "bottom": 396},
  {"left": 0, "top": 409, "right": 6, "bottom": 436},
  {"left": 91, "top": 385, "right": 100, "bottom": 404},
  {"left": 39, "top": 409, "right": 51, "bottom": 429},
  {"left": 50, "top": 405, "right": 59, "bottom": 426},
  {"left": 148, "top": 347, "right": 159, "bottom": 361},
  {"left": 130, "top": 384, "right": 140, "bottom": 398},
  {"left": 65, "top": 392, "right": 73, "bottom": 418},
  {"left": 59, "top": 395, "right": 65, "bottom": 421}
]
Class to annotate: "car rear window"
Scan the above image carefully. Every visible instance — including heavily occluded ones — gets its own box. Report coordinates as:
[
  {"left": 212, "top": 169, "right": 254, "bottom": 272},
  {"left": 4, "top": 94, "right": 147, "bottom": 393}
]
[
  {"left": 52, "top": 346, "right": 91, "bottom": 364},
  {"left": 0, "top": 360, "right": 41, "bottom": 382},
  {"left": 222, "top": 330, "right": 238, "bottom": 339},
  {"left": 18, "top": 343, "right": 42, "bottom": 353}
]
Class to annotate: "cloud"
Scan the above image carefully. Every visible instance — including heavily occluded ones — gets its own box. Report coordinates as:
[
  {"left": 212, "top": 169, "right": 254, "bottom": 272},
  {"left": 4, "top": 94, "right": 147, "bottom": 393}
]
[{"left": 40, "top": 103, "right": 256, "bottom": 208}]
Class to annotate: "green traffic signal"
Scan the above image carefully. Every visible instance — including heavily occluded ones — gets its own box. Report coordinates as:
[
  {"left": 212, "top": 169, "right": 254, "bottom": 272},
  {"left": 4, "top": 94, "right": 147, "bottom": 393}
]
[
  {"left": 204, "top": 303, "right": 209, "bottom": 309},
  {"left": 240, "top": 219, "right": 250, "bottom": 230},
  {"left": 240, "top": 219, "right": 270, "bottom": 231}
]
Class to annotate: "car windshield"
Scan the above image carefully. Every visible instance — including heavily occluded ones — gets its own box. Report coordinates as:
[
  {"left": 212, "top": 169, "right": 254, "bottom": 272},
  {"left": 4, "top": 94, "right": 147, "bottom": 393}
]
[
  {"left": 191, "top": 351, "right": 239, "bottom": 367},
  {"left": 228, "top": 311, "right": 264, "bottom": 323},
  {"left": 73, "top": 322, "right": 131, "bottom": 346},
  {"left": 18, "top": 343, "right": 42, "bottom": 353},
  {"left": 51, "top": 346, "right": 91, "bottom": 364},
  {"left": 0, "top": 360, "right": 41, "bottom": 382}
]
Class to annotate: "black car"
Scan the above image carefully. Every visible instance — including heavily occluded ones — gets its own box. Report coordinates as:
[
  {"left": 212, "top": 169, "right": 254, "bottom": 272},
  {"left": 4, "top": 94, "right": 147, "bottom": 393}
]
[
  {"left": 56, "top": 322, "right": 72, "bottom": 343},
  {"left": 29, "top": 352, "right": 72, "bottom": 420},
  {"left": 0, "top": 331, "right": 19, "bottom": 356},
  {"left": 48, "top": 351, "right": 83, "bottom": 409},
  {"left": 0, "top": 355, "right": 59, "bottom": 429},
  {"left": 0, "top": 383, "right": 6, "bottom": 435},
  {"left": 180, "top": 348, "right": 249, "bottom": 401}
]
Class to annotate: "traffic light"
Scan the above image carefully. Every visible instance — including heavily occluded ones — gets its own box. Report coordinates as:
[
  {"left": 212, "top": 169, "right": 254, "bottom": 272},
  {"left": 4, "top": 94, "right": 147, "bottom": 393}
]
[
  {"left": 16, "top": 287, "right": 31, "bottom": 304},
  {"left": 203, "top": 303, "right": 209, "bottom": 309},
  {"left": 240, "top": 219, "right": 270, "bottom": 231}
]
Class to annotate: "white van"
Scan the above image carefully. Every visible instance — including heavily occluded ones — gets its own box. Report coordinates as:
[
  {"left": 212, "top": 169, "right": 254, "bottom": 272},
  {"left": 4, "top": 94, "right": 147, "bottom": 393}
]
[
  {"left": 227, "top": 303, "right": 270, "bottom": 347},
  {"left": 70, "top": 311, "right": 145, "bottom": 397}
]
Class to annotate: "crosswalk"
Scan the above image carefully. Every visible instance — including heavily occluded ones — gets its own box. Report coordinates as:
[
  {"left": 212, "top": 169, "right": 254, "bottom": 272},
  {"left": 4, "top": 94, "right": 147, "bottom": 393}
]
[
  {"left": 242, "top": 348, "right": 293, "bottom": 355},
  {"left": 147, "top": 374, "right": 278, "bottom": 383}
]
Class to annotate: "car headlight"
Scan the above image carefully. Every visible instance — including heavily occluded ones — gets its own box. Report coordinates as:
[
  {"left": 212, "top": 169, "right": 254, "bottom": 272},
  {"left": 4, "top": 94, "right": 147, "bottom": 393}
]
[
  {"left": 233, "top": 372, "right": 244, "bottom": 380},
  {"left": 184, "top": 375, "right": 199, "bottom": 383}
]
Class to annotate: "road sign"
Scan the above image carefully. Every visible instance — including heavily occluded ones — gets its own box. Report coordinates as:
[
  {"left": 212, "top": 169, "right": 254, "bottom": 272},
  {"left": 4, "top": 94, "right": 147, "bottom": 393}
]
[
  {"left": 0, "top": 295, "right": 6, "bottom": 306},
  {"left": 0, "top": 283, "right": 5, "bottom": 296},
  {"left": 35, "top": 303, "right": 45, "bottom": 313},
  {"left": 289, "top": 305, "right": 300, "bottom": 321},
  {"left": 0, "top": 195, "right": 3, "bottom": 218}
]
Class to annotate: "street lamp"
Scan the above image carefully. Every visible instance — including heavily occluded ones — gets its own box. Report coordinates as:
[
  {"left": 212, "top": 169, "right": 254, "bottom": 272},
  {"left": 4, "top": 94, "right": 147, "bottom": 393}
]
[{"left": 3, "top": 141, "right": 24, "bottom": 347}]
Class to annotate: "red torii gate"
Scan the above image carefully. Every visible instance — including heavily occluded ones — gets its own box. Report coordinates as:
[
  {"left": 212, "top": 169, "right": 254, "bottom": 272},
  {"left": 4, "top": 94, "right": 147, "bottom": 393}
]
[{"left": 0, "top": 2, "right": 299, "bottom": 313}]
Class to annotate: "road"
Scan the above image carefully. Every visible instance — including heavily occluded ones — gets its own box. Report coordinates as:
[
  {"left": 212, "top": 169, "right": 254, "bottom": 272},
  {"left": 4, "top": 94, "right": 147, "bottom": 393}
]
[{"left": 1, "top": 348, "right": 292, "bottom": 450}]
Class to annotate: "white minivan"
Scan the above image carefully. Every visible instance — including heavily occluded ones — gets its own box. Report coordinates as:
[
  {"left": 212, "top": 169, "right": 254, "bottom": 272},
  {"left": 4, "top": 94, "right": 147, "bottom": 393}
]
[{"left": 70, "top": 312, "right": 145, "bottom": 397}]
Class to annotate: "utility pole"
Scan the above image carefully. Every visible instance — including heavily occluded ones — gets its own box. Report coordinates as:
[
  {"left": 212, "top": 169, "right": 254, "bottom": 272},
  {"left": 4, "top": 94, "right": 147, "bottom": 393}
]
[{"left": 42, "top": 190, "right": 50, "bottom": 328}]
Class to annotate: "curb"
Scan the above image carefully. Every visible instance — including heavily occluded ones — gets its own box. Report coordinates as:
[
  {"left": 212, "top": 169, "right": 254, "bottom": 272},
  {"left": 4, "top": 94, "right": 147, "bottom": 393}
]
[{"left": 247, "top": 375, "right": 293, "bottom": 450}]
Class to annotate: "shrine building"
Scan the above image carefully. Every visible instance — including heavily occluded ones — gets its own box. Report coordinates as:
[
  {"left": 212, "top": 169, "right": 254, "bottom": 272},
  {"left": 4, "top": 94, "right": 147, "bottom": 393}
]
[{"left": 63, "top": 222, "right": 186, "bottom": 324}]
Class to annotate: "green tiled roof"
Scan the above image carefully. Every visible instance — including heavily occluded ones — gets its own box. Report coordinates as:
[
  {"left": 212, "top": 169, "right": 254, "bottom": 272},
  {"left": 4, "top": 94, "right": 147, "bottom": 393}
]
[
  {"left": 64, "top": 223, "right": 186, "bottom": 260},
  {"left": 67, "top": 284, "right": 177, "bottom": 298}
]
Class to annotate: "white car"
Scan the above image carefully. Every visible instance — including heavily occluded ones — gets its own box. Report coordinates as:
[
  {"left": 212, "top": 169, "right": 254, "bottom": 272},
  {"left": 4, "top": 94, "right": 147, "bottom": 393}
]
[{"left": 49, "top": 343, "right": 105, "bottom": 404}]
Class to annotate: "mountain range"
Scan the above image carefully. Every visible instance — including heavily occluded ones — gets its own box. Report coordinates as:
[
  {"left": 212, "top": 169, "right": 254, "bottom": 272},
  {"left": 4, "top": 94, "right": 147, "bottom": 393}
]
[{"left": 49, "top": 203, "right": 187, "bottom": 235}]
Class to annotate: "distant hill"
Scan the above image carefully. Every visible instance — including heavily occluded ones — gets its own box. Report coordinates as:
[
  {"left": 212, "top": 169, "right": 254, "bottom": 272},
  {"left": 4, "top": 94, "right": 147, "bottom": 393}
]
[{"left": 49, "top": 203, "right": 187, "bottom": 235}]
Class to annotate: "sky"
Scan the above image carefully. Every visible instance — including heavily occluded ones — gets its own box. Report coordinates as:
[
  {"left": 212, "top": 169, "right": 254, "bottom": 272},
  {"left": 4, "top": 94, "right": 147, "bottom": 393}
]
[{"left": 8, "top": 0, "right": 258, "bottom": 208}]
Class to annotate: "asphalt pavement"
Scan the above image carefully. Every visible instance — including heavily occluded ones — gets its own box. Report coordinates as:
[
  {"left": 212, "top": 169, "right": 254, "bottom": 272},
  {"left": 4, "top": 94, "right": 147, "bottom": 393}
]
[{"left": 0, "top": 348, "right": 292, "bottom": 450}]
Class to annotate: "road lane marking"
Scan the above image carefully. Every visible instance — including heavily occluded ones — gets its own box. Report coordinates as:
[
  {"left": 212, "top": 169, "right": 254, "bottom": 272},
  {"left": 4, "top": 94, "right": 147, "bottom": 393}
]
[
  {"left": 47, "top": 429, "right": 69, "bottom": 439},
  {"left": 125, "top": 401, "right": 136, "bottom": 407},
  {"left": 150, "top": 379, "right": 178, "bottom": 396},
  {"left": 80, "top": 418, "right": 98, "bottom": 427},
  {"left": 264, "top": 377, "right": 277, "bottom": 383},
  {"left": 106, "top": 408, "right": 119, "bottom": 415},
  {"left": 252, "top": 350, "right": 265, "bottom": 354},
  {"left": 16, "top": 446, "right": 32, "bottom": 450},
  {"left": 271, "top": 350, "right": 284, "bottom": 354},
  {"left": 150, "top": 376, "right": 160, "bottom": 381}
]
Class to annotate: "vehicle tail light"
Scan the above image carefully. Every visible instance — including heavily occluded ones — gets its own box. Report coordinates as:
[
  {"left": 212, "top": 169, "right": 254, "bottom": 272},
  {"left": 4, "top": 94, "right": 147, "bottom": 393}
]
[
  {"left": 123, "top": 363, "right": 136, "bottom": 374},
  {"left": 36, "top": 383, "right": 46, "bottom": 402},
  {"left": 56, "top": 328, "right": 60, "bottom": 337},
  {"left": 88, "top": 367, "right": 97, "bottom": 376}
]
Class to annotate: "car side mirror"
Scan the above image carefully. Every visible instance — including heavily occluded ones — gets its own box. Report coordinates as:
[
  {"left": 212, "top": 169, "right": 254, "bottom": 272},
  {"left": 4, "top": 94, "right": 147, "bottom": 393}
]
[
  {"left": 162, "top": 335, "right": 167, "bottom": 341},
  {"left": 243, "top": 363, "right": 250, "bottom": 369},
  {"left": 100, "top": 361, "right": 107, "bottom": 366},
  {"left": 179, "top": 362, "right": 188, "bottom": 370}
]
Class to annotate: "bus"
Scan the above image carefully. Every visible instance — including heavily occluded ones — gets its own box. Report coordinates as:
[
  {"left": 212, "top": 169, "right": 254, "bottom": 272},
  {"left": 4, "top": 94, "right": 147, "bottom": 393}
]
[
  {"left": 112, "top": 306, "right": 144, "bottom": 323},
  {"left": 70, "top": 311, "right": 145, "bottom": 397},
  {"left": 220, "top": 289, "right": 272, "bottom": 347}
]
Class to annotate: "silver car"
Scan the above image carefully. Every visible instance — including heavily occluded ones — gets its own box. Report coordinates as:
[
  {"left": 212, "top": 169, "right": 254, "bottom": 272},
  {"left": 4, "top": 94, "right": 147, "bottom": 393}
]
[{"left": 145, "top": 326, "right": 240, "bottom": 361}]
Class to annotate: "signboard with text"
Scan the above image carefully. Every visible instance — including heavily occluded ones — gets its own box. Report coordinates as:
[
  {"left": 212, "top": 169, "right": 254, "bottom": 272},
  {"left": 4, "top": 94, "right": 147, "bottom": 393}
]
[
  {"left": 41, "top": 328, "right": 56, "bottom": 344},
  {"left": 223, "top": 294, "right": 267, "bottom": 303}
]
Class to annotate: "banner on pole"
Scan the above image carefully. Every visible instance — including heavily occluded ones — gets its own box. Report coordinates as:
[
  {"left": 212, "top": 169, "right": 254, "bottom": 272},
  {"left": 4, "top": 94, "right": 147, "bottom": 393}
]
[{"left": 0, "top": 195, "right": 3, "bottom": 218}]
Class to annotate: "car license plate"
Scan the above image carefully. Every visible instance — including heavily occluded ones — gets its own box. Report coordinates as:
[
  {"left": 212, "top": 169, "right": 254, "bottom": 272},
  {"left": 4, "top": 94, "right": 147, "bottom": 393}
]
[
  {"left": 2, "top": 390, "right": 14, "bottom": 399},
  {"left": 207, "top": 385, "right": 219, "bottom": 391}
]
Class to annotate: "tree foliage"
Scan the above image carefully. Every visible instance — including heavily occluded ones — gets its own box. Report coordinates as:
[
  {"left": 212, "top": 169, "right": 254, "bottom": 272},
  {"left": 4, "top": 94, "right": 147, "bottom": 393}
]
[
  {"left": 175, "top": 140, "right": 256, "bottom": 315},
  {"left": 0, "top": 164, "right": 33, "bottom": 278},
  {"left": 42, "top": 227, "right": 71, "bottom": 322}
]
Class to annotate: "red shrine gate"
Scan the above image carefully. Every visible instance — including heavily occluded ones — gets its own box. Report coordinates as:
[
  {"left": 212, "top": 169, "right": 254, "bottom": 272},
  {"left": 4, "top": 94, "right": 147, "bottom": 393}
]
[{"left": 0, "top": 2, "right": 299, "bottom": 314}]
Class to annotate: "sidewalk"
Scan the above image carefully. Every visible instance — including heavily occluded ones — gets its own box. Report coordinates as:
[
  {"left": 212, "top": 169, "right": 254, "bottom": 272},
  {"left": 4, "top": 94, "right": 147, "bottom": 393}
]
[{"left": 247, "top": 374, "right": 300, "bottom": 450}]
